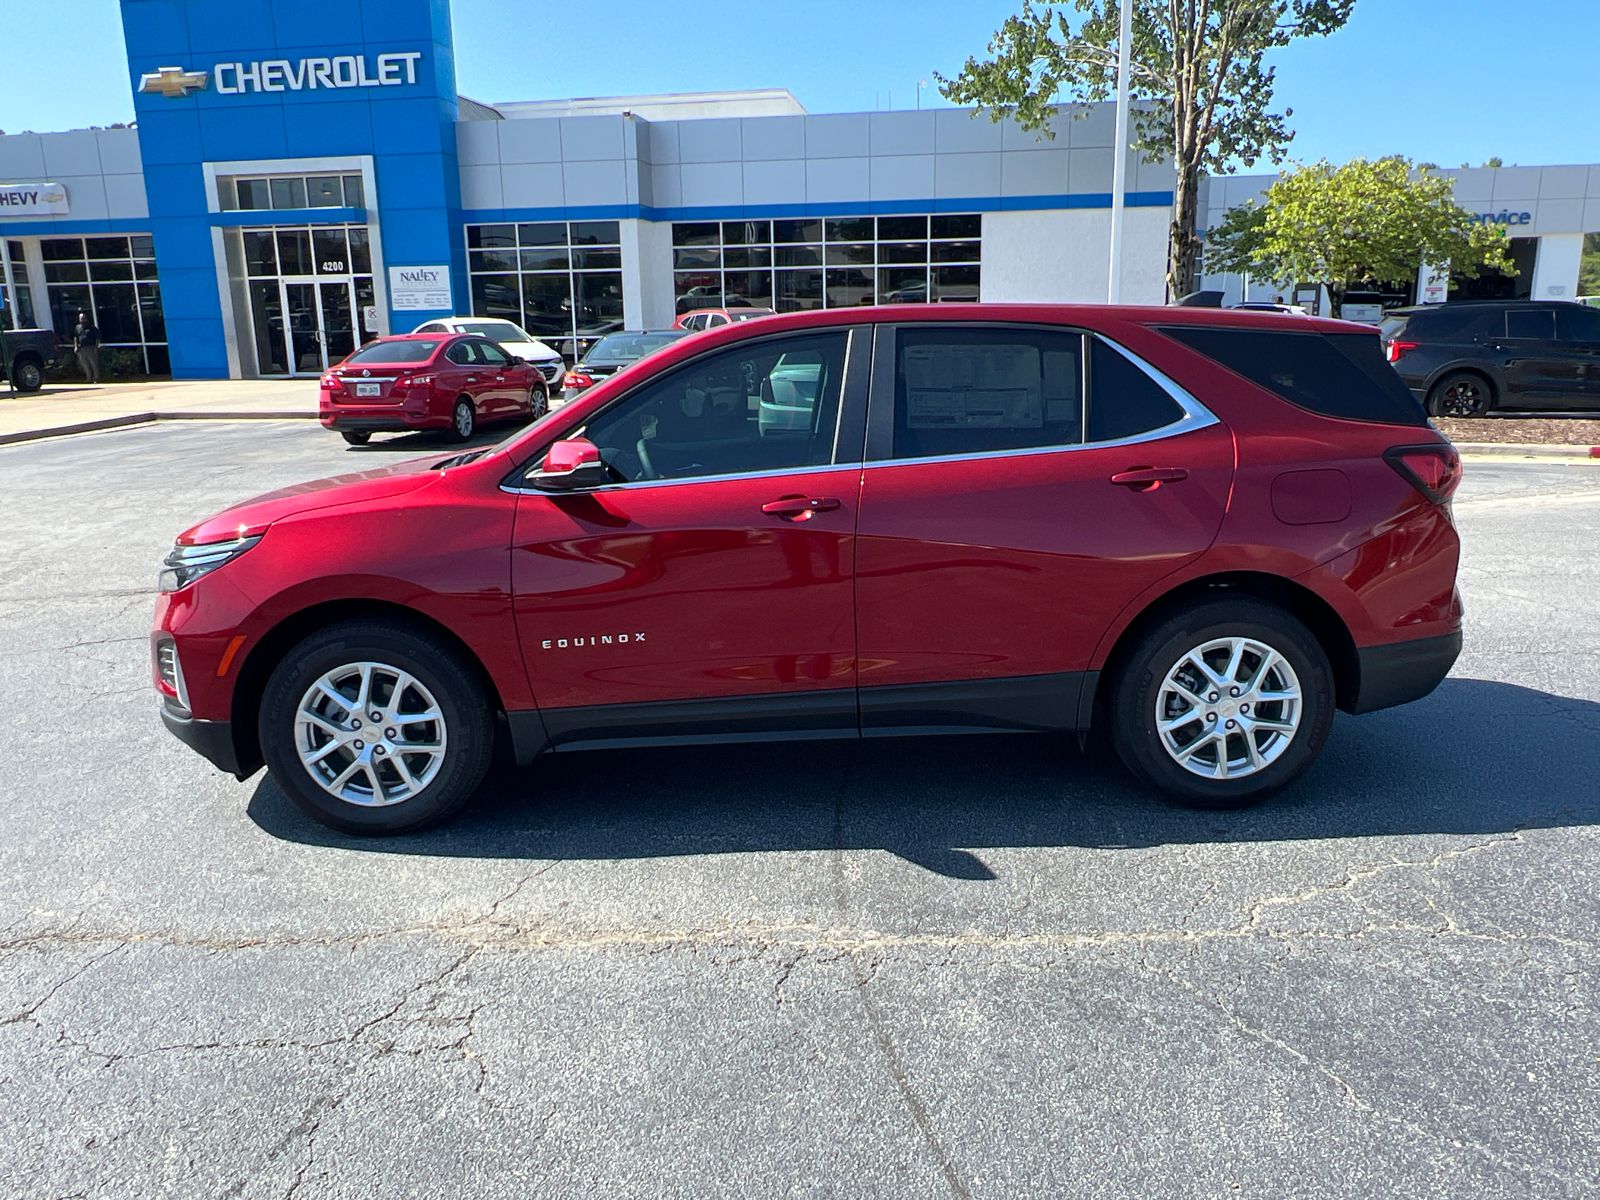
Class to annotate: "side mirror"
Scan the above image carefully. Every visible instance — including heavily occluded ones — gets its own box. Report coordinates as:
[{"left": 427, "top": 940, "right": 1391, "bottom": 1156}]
[{"left": 529, "top": 437, "right": 609, "bottom": 491}]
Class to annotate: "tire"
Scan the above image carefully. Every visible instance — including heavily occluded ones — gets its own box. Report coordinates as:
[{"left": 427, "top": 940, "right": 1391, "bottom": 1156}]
[
  {"left": 257, "top": 620, "right": 496, "bottom": 834},
  {"left": 340, "top": 430, "right": 372, "bottom": 446},
  {"left": 11, "top": 355, "right": 43, "bottom": 393},
  {"left": 451, "top": 398, "right": 475, "bottom": 442},
  {"left": 1426, "top": 371, "right": 1494, "bottom": 418},
  {"left": 530, "top": 382, "right": 549, "bottom": 419},
  {"left": 1109, "top": 598, "right": 1335, "bottom": 809}
]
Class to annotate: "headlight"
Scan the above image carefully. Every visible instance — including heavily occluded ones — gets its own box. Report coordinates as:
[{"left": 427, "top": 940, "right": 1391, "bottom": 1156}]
[{"left": 159, "top": 535, "right": 261, "bottom": 593}]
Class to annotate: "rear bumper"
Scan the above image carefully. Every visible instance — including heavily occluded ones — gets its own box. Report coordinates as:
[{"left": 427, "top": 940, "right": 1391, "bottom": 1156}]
[
  {"left": 320, "top": 409, "right": 444, "bottom": 432},
  {"left": 160, "top": 706, "right": 252, "bottom": 778},
  {"left": 1350, "top": 631, "right": 1462, "bottom": 714}
]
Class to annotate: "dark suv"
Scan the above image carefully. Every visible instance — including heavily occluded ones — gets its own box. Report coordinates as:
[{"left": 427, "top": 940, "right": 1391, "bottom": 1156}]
[{"left": 1381, "top": 300, "right": 1600, "bottom": 417}]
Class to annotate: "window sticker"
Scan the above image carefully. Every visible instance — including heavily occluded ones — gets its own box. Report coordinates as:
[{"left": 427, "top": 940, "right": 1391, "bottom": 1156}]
[{"left": 903, "top": 343, "right": 1043, "bottom": 429}]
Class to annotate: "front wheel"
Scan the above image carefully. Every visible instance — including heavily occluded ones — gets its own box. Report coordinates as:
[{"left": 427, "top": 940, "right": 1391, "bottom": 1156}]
[
  {"left": 1427, "top": 372, "right": 1493, "bottom": 418},
  {"left": 340, "top": 430, "right": 371, "bottom": 446},
  {"left": 1109, "top": 599, "right": 1334, "bottom": 809},
  {"left": 257, "top": 620, "right": 495, "bottom": 834},
  {"left": 530, "top": 382, "right": 549, "bottom": 419},
  {"left": 451, "top": 399, "right": 476, "bottom": 442}
]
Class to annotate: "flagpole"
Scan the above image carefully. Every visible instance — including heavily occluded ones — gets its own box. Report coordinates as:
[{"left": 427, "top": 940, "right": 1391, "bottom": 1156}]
[{"left": 1106, "top": 0, "right": 1134, "bottom": 303}]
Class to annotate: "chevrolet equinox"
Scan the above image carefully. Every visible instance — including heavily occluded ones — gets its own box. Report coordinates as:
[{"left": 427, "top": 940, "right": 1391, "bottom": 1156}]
[{"left": 154, "top": 305, "right": 1463, "bottom": 833}]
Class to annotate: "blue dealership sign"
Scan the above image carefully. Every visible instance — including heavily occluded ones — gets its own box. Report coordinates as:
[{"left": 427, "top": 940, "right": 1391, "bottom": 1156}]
[{"left": 121, "top": 0, "right": 466, "bottom": 377}]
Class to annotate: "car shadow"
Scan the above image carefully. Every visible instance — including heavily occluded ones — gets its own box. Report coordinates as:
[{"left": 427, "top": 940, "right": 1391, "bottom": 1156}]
[{"left": 247, "top": 678, "right": 1600, "bottom": 878}]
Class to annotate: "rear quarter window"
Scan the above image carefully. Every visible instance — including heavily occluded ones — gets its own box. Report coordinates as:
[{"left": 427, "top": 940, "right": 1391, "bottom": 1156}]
[{"left": 1158, "top": 326, "right": 1428, "bottom": 427}]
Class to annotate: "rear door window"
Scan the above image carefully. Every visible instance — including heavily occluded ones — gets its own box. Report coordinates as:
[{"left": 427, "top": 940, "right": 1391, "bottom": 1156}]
[
  {"left": 1087, "top": 340, "right": 1186, "bottom": 442},
  {"left": 1556, "top": 305, "right": 1600, "bottom": 342},
  {"left": 1158, "top": 326, "right": 1428, "bottom": 427},
  {"left": 887, "top": 326, "right": 1086, "bottom": 459},
  {"left": 1505, "top": 308, "right": 1557, "bottom": 339}
]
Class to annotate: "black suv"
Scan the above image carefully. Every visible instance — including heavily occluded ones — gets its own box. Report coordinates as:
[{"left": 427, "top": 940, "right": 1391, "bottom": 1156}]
[{"left": 1380, "top": 301, "right": 1600, "bottom": 417}]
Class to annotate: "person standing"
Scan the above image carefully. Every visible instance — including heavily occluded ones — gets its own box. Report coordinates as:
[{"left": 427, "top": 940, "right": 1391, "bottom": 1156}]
[{"left": 73, "top": 309, "right": 101, "bottom": 384}]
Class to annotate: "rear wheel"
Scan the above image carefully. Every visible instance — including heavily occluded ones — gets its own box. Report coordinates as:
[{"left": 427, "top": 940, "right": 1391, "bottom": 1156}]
[
  {"left": 11, "top": 355, "right": 44, "bottom": 393},
  {"left": 1109, "top": 599, "right": 1334, "bottom": 809},
  {"left": 340, "top": 430, "right": 371, "bottom": 446},
  {"left": 1427, "top": 371, "right": 1493, "bottom": 418},
  {"left": 530, "top": 382, "right": 549, "bottom": 418},
  {"left": 258, "top": 620, "right": 495, "bottom": 834},
  {"left": 451, "top": 398, "right": 475, "bottom": 442}
]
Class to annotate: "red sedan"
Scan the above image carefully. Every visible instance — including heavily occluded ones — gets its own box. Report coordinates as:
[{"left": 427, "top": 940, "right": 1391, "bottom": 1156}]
[
  {"left": 158, "top": 304, "right": 1462, "bottom": 833},
  {"left": 318, "top": 333, "right": 545, "bottom": 445}
]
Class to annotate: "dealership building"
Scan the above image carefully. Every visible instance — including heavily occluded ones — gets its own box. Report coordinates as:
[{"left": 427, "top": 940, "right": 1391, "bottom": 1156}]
[{"left": 1, "top": 0, "right": 1597, "bottom": 379}]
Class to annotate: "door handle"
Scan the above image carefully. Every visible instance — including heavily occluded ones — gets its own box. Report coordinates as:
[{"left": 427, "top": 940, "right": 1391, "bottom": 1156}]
[
  {"left": 466, "top": 375, "right": 478, "bottom": 382},
  {"left": 1110, "top": 467, "right": 1189, "bottom": 490},
  {"left": 761, "top": 496, "right": 842, "bottom": 521}
]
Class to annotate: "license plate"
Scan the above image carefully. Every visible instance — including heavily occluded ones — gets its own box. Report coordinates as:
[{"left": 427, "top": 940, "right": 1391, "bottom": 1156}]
[{"left": 355, "top": 382, "right": 381, "bottom": 397}]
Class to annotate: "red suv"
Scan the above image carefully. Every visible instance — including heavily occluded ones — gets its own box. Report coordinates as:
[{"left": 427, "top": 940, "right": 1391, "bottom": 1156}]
[
  {"left": 319, "top": 333, "right": 545, "bottom": 445},
  {"left": 156, "top": 305, "right": 1462, "bottom": 834}
]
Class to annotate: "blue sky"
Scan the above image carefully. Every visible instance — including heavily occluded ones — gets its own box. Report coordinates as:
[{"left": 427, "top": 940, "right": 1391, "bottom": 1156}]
[{"left": 2, "top": 0, "right": 1596, "bottom": 171}]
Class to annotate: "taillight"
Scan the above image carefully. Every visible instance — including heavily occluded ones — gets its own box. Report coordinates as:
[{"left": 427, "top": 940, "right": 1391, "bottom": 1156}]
[
  {"left": 565, "top": 371, "right": 593, "bottom": 389},
  {"left": 1386, "top": 339, "right": 1419, "bottom": 363},
  {"left": 1385, "top": 444, "right": 1462, "bottom": 504},
  {"left": 396, "top": 373, "right": 434, "bottom": 391}
]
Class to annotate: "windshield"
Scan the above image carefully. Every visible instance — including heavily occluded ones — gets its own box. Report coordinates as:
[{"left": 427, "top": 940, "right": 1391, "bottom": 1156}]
[
  {"left": 582, "top": 332, "right": 684, "bottom": 363},
  {"left": 458, "top": 320, "right": 530, "bottom": 343},
  {"left": 344, "top": 339, "right": 441, "bottom": 364}
]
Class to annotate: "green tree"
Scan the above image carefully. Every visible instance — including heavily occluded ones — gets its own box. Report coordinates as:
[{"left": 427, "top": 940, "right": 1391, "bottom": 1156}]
[
  {"left": 938, "top": 0, "right": 1355, "bottom": 300},
  {"left": 1205, "top": 156, "right": 1514, "bottom": 313}
]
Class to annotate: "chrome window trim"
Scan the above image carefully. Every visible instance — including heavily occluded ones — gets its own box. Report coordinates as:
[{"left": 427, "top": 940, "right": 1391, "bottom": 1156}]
[
  {"left": 501, "top": 459, "right": 857, "bottom": 497},
  {"left": 863, "top": 326, "right": 1218, "bottom": 470},
  {"left": 499, "top": 322, "right": 1220, "bottom": 494}
]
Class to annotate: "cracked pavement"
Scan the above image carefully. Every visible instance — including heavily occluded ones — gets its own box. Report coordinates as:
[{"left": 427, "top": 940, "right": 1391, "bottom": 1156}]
[{"left": 1, "top": 423, "right": 1598, "bottom": 1198}]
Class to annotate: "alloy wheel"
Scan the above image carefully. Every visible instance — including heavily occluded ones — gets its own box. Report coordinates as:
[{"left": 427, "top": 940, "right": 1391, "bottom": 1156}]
[
  {"left": 1442, "top": 380, "right": 1484, "bottom": 417},
  {"left": 454, "top": 402, "right": 474, "bottom": 439},
  {"left": 293, "top": 661, "right": 448, "bottom": 806},
  {"left": 1155, "top": 636, "right": 1302, "bottom": 780}
]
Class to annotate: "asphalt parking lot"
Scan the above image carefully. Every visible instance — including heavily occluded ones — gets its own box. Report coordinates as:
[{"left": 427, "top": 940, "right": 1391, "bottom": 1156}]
[{"left": 1, "top": 420, "right": 1597, "bottom": 1198}]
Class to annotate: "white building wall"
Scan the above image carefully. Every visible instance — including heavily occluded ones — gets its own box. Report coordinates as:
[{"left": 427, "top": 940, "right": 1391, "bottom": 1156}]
[
  {"left": 981, "top": 207, "right": 1168, "bottom": 305},
  {"left": 0, "top": 128, "right": 148, "bottom": 227},
  {"left": 1531, "top": 233, "right": 1584, "bottom": 301}
]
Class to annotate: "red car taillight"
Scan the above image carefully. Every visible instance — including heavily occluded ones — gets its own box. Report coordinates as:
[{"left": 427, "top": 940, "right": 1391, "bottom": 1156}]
[
  {"left": 1386, "top": 339, "right": 1419, "bottom": 363},
  {"left": 1385, "top": 444, "right": 1462, "bottom": 505},
  {"left": 565, "top": 371, "right": 594, "bottom": 390}
]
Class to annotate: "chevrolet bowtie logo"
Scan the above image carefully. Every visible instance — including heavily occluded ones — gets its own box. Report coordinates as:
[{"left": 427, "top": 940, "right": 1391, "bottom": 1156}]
[{"left": 139, "top": 66, "right": 209, "bottom": 98}]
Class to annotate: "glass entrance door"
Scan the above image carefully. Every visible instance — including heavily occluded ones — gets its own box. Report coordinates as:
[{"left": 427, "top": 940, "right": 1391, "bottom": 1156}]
[
  {"left": 318, "top": 281, "right": 356, "bottom": 364},
  {"left": 242, "top": 224, "right": 375, "bottom": 376},
  {"left": 249, "top": 277, "right": 365, "bottom": 376}
]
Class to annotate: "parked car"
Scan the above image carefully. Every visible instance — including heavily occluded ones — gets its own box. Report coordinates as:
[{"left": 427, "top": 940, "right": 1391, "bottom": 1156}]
[
  {"left": 1380, "top": 300, "right": 1600, "bottom": 417},
  {"left": 156, "top": 303, "right": 1462, "bottom": 834},
  {"left": 410, "top": 317, "right": 563, "bottom": 403},
  {"left": 318, "top": 333, "right": 545, "bottom": 445},
  {"left": 1, "top": 328, "right": 60, "bottom": 392},
  {"left": 674, "top": 307, "right": 775, "bottom": 332},
  {"left": 562, "top": 330, "right": 686, "bottom": 401},
  {"left": 1233, "top": 302, "right": 1311, "bottom": 316},
  {"left": 1338, "top": 291, "right": 1386, "bottom": 324}
]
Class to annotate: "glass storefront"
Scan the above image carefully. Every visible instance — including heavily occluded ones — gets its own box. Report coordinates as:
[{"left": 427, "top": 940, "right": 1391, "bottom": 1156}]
[
  {"left": 464, "top": 220, "right": 625, "bottom": 362},
  {"left": 242, "top": 224, "right": 375, "bottom": 375},
  {"left": 1, "top": 240, "right": 37, "bottom": 332},
  {"left": 40, "top": 235, "right": 168, "bottom": 373},
  {"left": 671, "top": 214, "right": 982, "bottom": 315}
]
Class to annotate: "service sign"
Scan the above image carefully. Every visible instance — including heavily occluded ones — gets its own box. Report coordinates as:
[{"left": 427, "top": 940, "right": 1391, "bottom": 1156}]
[
  {"left": 388, "top": 266, "right": 452, "bottom": 311},
  {"left": 0, "top": 182, "right": 69, "bottom": 217}
]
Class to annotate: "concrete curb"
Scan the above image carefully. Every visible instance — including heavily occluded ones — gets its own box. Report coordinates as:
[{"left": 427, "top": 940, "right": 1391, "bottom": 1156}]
[
  {"left": 0, "top": 410, "right": 315, "bottom": 447},
  {"left": 1452, "top": 442, "right": 1600, "bottom": 459}
]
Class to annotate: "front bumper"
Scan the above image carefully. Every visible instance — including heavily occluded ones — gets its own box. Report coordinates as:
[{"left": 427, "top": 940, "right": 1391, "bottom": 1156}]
[
  {"left": 160, "top": 706, "right": 253, "bottom": 778},
  {"left": 1350, "top": 631, "right": 1462, "bottom": 714}
]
